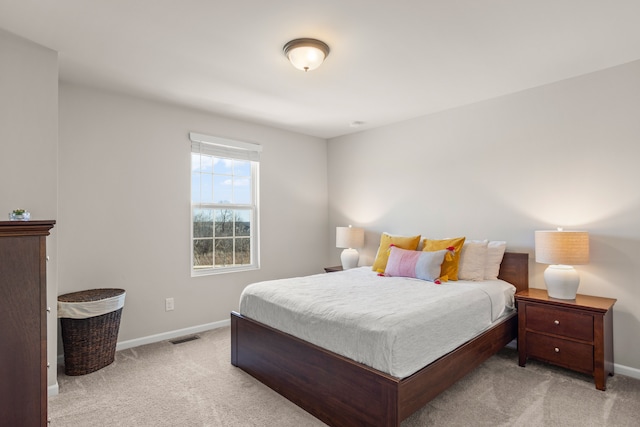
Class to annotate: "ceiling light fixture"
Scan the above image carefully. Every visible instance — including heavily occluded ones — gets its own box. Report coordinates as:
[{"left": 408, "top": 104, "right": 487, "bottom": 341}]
[{"left": 283, "top": 38, "right": 330, "bottom": 72}]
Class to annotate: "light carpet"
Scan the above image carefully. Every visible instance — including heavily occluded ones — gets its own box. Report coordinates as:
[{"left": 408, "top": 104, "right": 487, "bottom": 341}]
[{"left": 49, "top": 326, "right": 640, "bottom": 426}]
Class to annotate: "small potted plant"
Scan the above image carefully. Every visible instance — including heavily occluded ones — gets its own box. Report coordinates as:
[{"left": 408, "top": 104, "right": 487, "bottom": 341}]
[{"left": 9, "top": 209, "right": 31, "bottom": 221}]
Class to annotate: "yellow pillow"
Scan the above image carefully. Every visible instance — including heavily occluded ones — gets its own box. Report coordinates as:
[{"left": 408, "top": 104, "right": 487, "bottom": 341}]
[
  {"left": 422, "top": 237, "right": 466, "bottom": 281},
  {"left": 372, "top": 233, "right": 421, "bottom": 273}
]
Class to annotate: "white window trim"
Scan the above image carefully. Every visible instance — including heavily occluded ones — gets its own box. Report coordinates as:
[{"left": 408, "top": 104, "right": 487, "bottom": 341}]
[{"left": 190, "top": 133, "right": 261, "bottom": 276}]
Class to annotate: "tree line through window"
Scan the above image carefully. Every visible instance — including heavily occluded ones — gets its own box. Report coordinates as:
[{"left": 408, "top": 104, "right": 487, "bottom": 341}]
[{"left": 192, "top": 208, "right": 251, "bottom": 268}]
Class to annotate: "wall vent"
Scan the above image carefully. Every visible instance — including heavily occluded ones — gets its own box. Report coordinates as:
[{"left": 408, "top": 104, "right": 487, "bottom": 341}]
[{"left": 169, "top": 335, "right": 200, "bottom": 345}]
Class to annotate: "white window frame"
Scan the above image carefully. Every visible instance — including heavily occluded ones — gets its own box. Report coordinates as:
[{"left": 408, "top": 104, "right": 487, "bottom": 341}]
[{"left": 190, "top": 132, "right": 261, "bottom": 276}]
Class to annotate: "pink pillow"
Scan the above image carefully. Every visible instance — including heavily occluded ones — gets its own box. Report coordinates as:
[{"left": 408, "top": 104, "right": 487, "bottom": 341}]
[{"left": 384, "top": 246, "right": 447, "bottom": 282}]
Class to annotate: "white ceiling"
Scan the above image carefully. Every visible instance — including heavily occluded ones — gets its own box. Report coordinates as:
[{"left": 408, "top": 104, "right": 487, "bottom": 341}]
[{"left": 2, "top": 1, "right": 640, "bottom": 139}]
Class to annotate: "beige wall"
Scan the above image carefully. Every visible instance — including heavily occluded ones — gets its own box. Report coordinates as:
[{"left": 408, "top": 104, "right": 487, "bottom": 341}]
[
  {"left": 328, "top": 60, "right": 640, "bottom": 374},
  {"left": 0, "top": 29, "right": 59, "bottom": 389},
  {"left": 58, "top": 83, "right": 329, "bottom": 342}
]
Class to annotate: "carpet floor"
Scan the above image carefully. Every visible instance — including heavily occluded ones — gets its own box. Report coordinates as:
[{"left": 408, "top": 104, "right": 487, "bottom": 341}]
[{"left": 49, "top": 326, "right": 640, "bottom": 426}]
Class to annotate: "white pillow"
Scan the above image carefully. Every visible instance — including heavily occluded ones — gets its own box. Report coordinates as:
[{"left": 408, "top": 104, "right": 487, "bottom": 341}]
[
  {"left": 484, "top": 241, "right": 507, "bottom": 280},
  {"left": 458, "top": 240, "right": 488, "bottom": 281}
]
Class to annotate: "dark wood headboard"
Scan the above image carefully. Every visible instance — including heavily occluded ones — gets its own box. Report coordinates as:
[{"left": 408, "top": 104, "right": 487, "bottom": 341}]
[{"left": 497, "top": 252, "right": 529, "bottom": 293}]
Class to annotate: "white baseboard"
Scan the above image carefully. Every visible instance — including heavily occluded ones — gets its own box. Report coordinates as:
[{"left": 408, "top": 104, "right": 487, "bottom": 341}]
[
  {"left": 614, "top": 363, "right": 640, "bottom": 380},
  {"left": 115, "top": 319, "right": 230, "bottom": 352},
  {"left": 55, "top": 319, "right": 230, "bottom": 367},
  {"left": 48, "top": 382, "right": 59, "bottom": 397}
]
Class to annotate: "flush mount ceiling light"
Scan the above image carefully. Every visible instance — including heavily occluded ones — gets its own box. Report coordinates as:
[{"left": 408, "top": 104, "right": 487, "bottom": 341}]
[{"left": 283, "top": 38, "right": 330, "bottom": 72}]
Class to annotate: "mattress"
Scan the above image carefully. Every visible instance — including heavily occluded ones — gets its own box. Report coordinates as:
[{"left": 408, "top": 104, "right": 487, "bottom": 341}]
[{"left": 239, "top": 267, "right": 515, "bottom": 379}]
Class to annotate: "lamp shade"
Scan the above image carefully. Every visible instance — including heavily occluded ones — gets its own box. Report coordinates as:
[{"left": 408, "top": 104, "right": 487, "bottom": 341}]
[
  {"left": 336, "top": 226, "right": 364, "bottom": 249},
  {"left": 535, "top": 230, "right": 589, "bottom": 265}
]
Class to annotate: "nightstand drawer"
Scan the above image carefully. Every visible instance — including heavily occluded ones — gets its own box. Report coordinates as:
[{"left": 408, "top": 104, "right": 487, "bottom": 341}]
[
  {"left": 526, "top": 332, "right": 594, "bottom": 374},
  {"left": 525, "top": 304, "right": 593, "bottom": 342}
]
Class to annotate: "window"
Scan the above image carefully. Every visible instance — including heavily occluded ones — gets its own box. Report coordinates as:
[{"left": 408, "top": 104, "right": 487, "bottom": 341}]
[{"left": 190, "top": 133, "right": 261, "bottom": 275}]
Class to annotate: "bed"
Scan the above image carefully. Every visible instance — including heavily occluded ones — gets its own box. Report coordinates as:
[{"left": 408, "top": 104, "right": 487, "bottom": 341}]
[{"left": 231, "top": 252, "right": 528, "bottom": 427}]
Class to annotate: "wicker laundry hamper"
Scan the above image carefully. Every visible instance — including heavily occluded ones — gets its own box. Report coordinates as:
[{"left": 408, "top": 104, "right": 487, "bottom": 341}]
[{"left": 58, "top": 288, "right": 126, "bottom": 376}]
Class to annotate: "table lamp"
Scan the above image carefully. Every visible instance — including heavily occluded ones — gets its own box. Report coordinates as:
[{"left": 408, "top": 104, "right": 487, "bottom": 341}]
[
  {"left": 535, "top": 229, "right": 589, "bottom": 299},
  {"left": 336, "top": 225, "right": 364, "bottom": 269}
]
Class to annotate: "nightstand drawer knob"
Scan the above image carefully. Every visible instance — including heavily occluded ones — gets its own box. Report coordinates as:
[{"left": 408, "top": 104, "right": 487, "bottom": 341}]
[
  {"left": 554, "top": 320, "right": 560, "bottom": 325},
  {"left": 554, "top": 347, "right": 560, "bottom": 353}
]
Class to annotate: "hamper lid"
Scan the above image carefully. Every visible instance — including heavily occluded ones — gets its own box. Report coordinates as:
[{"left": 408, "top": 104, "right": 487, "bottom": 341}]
[{"left": 58, "top": 288, "right": 126, "bottom": 319}]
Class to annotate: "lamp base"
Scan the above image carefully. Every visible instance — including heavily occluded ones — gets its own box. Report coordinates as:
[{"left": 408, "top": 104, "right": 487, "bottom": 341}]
[
  {"left": 340, "top": 248, "right": 359, "bottom": 270},
  {"left": 544, "top": 265, "right": 580, "bottom": 299}
]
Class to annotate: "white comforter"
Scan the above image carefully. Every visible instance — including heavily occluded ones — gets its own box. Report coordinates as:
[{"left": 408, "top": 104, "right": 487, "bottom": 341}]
[{"left": 239, "top": 267, "right": 515, "bottom": 379}]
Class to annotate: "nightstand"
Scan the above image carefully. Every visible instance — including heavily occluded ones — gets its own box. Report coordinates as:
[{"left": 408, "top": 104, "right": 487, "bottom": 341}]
[
  {"left": 515, "top": 288, "right": 616, "bottom": 390},
  {"left": 324, "top": 265, "right": 343, "bottom": 273}
]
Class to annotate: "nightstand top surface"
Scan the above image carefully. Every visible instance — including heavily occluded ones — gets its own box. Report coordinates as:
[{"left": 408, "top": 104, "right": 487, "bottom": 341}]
[{"left": 516, "top": 288, "right": 616, "bottom": 312}]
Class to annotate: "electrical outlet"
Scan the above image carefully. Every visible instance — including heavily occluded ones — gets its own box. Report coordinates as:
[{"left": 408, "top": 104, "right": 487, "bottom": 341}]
[{"left": 165, "top": 297, "right": 174, "bottom": 311}]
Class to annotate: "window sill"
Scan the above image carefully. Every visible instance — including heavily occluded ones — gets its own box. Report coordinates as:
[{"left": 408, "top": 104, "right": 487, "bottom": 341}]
[{"left": 191, "top": 264, "right": 259, "bottom": 277}]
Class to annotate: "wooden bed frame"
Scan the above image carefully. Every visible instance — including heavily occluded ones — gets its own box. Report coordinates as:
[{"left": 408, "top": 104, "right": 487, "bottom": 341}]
[{"left": 231, "top": 252, "right": 529, "bottom": 427}]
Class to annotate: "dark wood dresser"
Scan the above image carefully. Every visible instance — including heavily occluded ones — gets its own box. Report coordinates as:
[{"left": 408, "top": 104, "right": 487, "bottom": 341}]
[
  {"left": 0, "top": 220, "right": 55, "bottom": 426},
  {"left": 516, "top": 288, "right": 616, "bottom": 390}
]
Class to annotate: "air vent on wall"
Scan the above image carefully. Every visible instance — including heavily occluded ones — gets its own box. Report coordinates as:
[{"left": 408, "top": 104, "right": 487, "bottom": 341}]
[{"left": 169, "top": 335, "right": 200, "bottom": 345}]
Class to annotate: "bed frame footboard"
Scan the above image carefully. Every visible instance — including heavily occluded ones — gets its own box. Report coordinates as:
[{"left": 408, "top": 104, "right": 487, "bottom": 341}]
[{"left": 232, "top": 311, "right": 402, "bottom": 426}]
